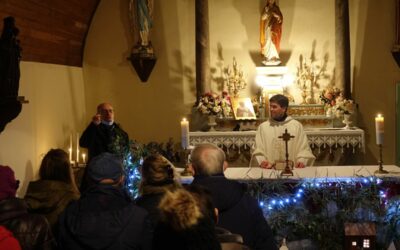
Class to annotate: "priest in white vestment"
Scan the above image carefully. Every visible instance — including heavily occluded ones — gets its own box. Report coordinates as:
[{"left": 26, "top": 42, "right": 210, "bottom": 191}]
[{"left": 253, "top": 94, "right": 315, "bottom": 168}]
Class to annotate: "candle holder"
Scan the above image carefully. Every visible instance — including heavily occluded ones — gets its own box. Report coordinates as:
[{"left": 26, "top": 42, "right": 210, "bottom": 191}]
[
  {"left": 375, "top": 144, "right": 388, "bottom": 174},
  {"left": 180, "top": 148, "right": 193, "bottom": 176},
  {"left": 280, "top": 160, "right": 294, "bottom": 177}
]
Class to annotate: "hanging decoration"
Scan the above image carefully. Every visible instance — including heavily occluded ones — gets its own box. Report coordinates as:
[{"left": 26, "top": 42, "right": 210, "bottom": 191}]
[{"left": 127, "top": 0, "right": 156, "bottom": 82}]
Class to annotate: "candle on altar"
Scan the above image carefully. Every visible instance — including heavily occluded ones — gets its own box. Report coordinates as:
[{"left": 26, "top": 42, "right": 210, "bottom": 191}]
[
  {"left": 76, "top": 133, "right": 79, "bottom": 163},
  {"left": 69, "top": 134, "right": 72, "bottom": 162},
  {"left": 375, "top": 114, "right": 384, "bottom": 145},
  {"left": 68, "top": 147, "right": 72, "bottom": 163},
  {"left": 181, "top": 118, "right": 190, "bottom": 149},
  {"left": 82, "top": 153, "right": 86, "bottom": 164}
]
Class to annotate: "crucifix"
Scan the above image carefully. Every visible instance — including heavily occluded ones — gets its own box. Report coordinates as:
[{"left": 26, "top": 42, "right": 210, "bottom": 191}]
[{"left": 278, "top": 129, "right": 294, "bottom": 176}]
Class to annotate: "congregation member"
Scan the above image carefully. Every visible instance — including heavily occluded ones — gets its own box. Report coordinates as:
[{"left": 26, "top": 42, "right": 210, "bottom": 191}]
[
  {"left": 0, "top": 165, "right": 55, "bottom": 250},
  {"left": 0, "top": 225, "right": 21, "bottom": 250},
  {"left": 58, "top": 152, "right": 152, "bottom": 250},
  {"left": 185, "top": 185, "right": 250, "bottom": 250},
  {"left": 24, "top": 148, "right": 80, "bottom": 233},
  {"left": 253, "top": 94, "right": 315, "bottom": 169},
  {"left": 153, "top": 188, "right": 222, "bottom": 250},
  {"left": 79, "top": 102, "right": 129, "bottom": 191},
  {"left": 135, "top": 154, "right": 181, "bottom": 226},
  {"left": 189, "top": 143, "right": 278, "bottom": 250}
]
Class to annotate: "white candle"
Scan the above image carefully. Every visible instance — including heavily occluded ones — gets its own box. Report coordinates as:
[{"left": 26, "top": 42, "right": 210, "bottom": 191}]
[
  {"left": 82, "top": 153, "right": 86, "bottom": 164},
  {"left": 181, "top": 118, "right": 190, "bottom": 149},
  {"left": 68, "top": 147, "right": 72, "bottom": 162},
  {"left": 375, "top": 114, "right": 384, "bottom": 145},
  {"left": 76, "top": 132, "right": 79, "bottom": 163},
  {"left": 69, "top": 133, "right": 72, "bottom": 153}
]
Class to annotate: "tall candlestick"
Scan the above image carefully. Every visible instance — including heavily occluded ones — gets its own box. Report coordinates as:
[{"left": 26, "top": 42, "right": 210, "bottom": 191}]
[
  {"left": 181, "top": 118, "right": 190, "bottom": 149},
  {"left": 82, "top": 153, "right": 86, "bottom": 164},
  {"left": 375, "top": 114, "right": 384, "bottom": 145},
  {"left": 76, "top": 132, "right": 79, "bottom": 163}
]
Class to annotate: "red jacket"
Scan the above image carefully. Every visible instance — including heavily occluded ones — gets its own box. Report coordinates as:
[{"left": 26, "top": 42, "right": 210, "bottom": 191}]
[{"left": 0, "top": 225, "right": 21, "bottom": 250}]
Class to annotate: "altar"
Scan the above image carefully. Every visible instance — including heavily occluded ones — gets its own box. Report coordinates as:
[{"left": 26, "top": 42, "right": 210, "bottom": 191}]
[{"left": 189, "top": 127, "right": 365, "bottom": 166}]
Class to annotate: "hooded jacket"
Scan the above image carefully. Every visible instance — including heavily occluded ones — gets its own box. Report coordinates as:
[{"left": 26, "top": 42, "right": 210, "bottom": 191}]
[
  {"left": 0, "top": 198, "right": 55, "bottom": 250},
  {"left": 58, "top": 184, "right": 152, "bottom": 250},
  {"left": 192, "top": 175, "right": 277, "bottom": 250},
  {"left": 24, "top": 180, "right": 80, "bottom": 231}
]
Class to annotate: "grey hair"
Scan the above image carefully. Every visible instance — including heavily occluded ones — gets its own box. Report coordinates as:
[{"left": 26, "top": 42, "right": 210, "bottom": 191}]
[{"left": 190, "top": 143, "right": 226, "bottom": 176}]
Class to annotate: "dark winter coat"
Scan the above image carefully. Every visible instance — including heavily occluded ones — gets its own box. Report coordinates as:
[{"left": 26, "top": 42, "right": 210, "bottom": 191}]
[
  {"left": 0, "top": 198, "right": 55, "bottom": 250},
  {"left": 24, "top": 180, "right": 80, "bottom": 232},
  {"left": 79, "top": 122, "right": 129, "bottom": 162},
  {"left": 192, "top": 175, "right": 277, "bottom": 250},
  {"left": 58, "top": 184, "right": 152, "bottom": 250}
]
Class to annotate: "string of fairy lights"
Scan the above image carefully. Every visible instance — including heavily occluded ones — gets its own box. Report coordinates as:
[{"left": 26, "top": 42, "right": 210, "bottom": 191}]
[{"left": 256, "top": 177, "right": 388, "bottom": 211}]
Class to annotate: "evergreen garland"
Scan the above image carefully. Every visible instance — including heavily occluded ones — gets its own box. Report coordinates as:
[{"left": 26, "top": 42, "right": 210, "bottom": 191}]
[{"left": 246, "top": 177, "right": 400, "bottom": 249}]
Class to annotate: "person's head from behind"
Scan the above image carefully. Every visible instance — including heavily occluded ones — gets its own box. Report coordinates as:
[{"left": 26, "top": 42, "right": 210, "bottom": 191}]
[
  {"left": 154, "top": 188, "right": 221, "bottom": 250},
  {"left": 269, "top": 94, "right": 288, "bottom": 121},
  {"left": 39, "top": 149, "right": 73, "bottom": 184},
  {"left": 87, "top": 152, "right": 125, "bottom": 186},
  {"left": 97, "top": 102, "right": 114, "bottom": 123},
  {"left": 0, "top": 165, "right": 18, "bottom": 201},
  {"left": 190, "top": 143, "right": 227, "bottom": 176},
  {"left": 140, "top": 154, "right": 179, "bottom": 192}
]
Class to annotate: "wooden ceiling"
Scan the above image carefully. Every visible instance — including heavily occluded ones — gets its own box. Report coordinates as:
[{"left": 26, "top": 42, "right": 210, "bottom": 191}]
[{"left": 0, "top": 0, "right": 100, "bottom": 67}]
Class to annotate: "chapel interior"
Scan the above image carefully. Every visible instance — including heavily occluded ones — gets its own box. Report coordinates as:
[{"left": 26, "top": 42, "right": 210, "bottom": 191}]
[
  {"left": 2, "top": 1, "right": 400, "bottom": 249},
  {"left": 0, "top": 0, "right": 399, "bottom": 195}
]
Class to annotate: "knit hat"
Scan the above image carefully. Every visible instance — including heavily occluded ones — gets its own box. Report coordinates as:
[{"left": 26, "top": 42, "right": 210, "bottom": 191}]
[
  {"left": 0, "top": 165, "right": 17, "bottom": 201},
  {"left": 87, "top": 152, "right": 125, "bottom": 182}
]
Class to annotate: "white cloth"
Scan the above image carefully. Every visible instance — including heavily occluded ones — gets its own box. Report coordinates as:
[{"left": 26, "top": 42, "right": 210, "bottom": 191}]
[{"left": 253, "top": 116, "right": 315, "bottom": 166}]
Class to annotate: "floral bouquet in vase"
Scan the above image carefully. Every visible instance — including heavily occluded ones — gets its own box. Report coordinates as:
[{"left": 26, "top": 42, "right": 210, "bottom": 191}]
[
  {"left": 320, "top": 87, "right": 342, "bottom": 117},
  {"left": 197, "top": 92, "right": 232, "bottom": 131},
  {"left": 332, "top": 94, "right": 355, "bottom": 117},
  {"left": 332, "top": 94, "right": 356, "bottom": 129},
  {"left": 197, "top": 92, "right": 232, "bottom": 117}
]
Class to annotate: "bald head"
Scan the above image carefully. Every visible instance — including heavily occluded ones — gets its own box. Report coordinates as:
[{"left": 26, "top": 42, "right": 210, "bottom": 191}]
[
  {"left": 97, "top": 103, "right": 114, "bottom": 123},
  {"left": 190, "top": 144, "right": 226, "bottom": 176}
]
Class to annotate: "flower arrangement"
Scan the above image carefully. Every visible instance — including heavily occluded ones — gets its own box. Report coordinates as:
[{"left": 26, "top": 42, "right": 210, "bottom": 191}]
[
  {"left": 320, "top": 87, "right": 355, "bottom": 117},
  {"left": 197, "top": 91, "right": 232, "bottom": 117},
  {"left": 332, "top": 94, "right": 355, "bottom": 116},
  {"left": 320, "top": 87, "right": 342, "bottom": 107}
]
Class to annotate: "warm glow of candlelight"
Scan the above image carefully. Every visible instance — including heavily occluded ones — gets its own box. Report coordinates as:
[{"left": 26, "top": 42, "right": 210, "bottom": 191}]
[
  {"left": 181, "top": 118, "right": 190, "bottom": 149},
  {"left": 375, "top": 114, "right": 384, "bottom": 145}
]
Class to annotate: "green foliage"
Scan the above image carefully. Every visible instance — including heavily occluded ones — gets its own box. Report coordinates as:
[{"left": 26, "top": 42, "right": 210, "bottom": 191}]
[
  {"left": 111, "top": 138, "right": 181, "bottom": 198},
  {"left": 246, "top": 178, "right": 400, "bottom": 249}
]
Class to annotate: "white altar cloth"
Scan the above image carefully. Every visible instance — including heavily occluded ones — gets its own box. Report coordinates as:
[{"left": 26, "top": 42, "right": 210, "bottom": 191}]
[
  {"left": 189, "top": 127, "right": 365, "bottom": 153},
  {"left": 179, "top": 165, "right": 400, "bottom": 183}
]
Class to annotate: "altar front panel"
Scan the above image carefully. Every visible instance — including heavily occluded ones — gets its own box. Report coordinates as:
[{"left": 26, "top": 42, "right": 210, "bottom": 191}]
[{"left": 189, "top": 128, "right": 365, "bottom": 166}]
